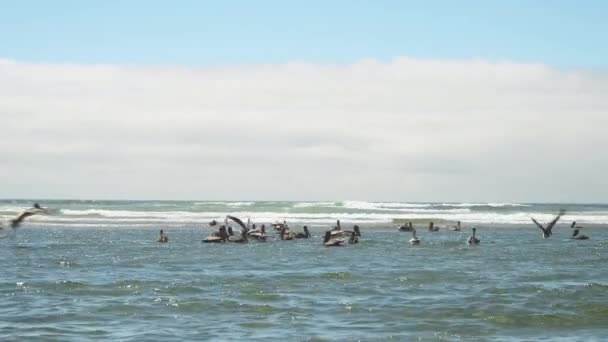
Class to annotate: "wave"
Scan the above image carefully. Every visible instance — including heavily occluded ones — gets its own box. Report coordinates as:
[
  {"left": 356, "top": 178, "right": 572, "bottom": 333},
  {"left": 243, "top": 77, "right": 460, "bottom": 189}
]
[
  {"left": 342, "top": 201, "right": 433, "bottom": 210},
  {"left": 21, "top": 210, "right": 608, "bottom": 226},
  {"left": 292, "top": 201, "right": 338, "bottom": 208},
  {"left": 438, "top": 203, "right": 530, "bottom": 208},
  {"left": 195, "top": 202, "right": 255, "bottom": 207}
]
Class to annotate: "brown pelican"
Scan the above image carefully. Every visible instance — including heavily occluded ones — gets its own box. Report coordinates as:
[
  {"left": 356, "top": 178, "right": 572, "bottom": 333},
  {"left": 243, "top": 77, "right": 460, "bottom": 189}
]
[
  {"left": 203, "top": 226, "right": 229, "bottom": 243},
  {"left": 323, "top": 231, "right": 345, "bottom": 247},
  {"left": 398, "top": 222, "right": 413, "bottom": 232},
  {"left": 280, "top": 225, "right": 293, "bottom": 240},
  {"left": 248, "top": 224, "right": 269, "bottom": 241},
  {"left": 1, "top": 203, "right": 49, "bottom": 238},
  {"left": 409, "top": 229, "right": 420, "bottom": 245},
  {"left": 446, "top": 221, "right": 462, "bottom": 231},
  {"left": 224, "top": 215, "right": 249, "bottom": 243},
  {"left": 228, "top": 228, "right": 248, "bottom": 243},
  {"left": 157, "top": 229, "right": 169, "bottom": 243},
  {"left": 467, "top": 228, "right": 480, "bottom": 245},
  {"left": 295, "top": 226, "right": 311, "bottom": 239},
  {"left": 272, "top": 220, "right": 289, "bottom": 232},
  {"left": 570, "top": 228, "right": 589, "bottom": 240},
  {"left": 329, "top": 221, "right": 361, "bottom": 238},
  {"left": 531, "top": 210, "right": 564, "bottom": 239},
  {"left": 428, "top": 221, "right": 439, "bottom": 232}
]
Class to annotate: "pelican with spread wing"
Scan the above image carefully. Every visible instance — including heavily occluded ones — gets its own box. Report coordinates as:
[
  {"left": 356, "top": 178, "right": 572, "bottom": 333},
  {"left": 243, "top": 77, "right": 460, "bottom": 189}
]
[{"left": 531, "top": 210, "right": 565, "bottom": 239}]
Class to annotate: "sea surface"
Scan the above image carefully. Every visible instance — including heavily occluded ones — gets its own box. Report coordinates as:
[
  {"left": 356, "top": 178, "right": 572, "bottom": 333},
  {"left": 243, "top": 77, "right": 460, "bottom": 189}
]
[{"left": 1, "top": 200, "right": 608, "bottom": 341}]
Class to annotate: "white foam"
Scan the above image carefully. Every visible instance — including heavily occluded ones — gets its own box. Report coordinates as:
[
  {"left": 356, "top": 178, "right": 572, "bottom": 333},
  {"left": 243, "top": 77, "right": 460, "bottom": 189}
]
[
  {"left": 293, "top": 201, "right": 337, "bottom": 208},
  {"left": 23, "top": 209, "right": 608, "bottom": 226}
]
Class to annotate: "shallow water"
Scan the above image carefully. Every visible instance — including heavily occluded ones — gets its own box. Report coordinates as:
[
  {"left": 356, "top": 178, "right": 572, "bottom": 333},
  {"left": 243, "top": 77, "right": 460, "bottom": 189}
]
[{"left": 2, "top": 225, "right": 608, "bottom": 341}]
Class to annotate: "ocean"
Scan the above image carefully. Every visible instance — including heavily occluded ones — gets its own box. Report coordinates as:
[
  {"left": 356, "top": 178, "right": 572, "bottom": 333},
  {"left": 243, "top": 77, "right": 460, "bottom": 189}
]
[{"left": 1, "top": 200, "right": 608, "bottom": 341}]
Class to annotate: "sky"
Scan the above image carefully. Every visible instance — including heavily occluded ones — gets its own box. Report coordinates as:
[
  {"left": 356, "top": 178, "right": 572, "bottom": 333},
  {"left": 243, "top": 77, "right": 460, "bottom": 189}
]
[{"left": 1, "top": 1, "right": 607, "bottom": 202}]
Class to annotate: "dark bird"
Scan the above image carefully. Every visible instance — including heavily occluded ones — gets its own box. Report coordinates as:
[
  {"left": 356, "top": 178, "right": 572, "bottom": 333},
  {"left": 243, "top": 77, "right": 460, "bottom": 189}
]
[
  {"left": 398, "top": 222, "right": 413, "bottom": 232},
  {"left": 467, "top": 228, "right": 480, "bottom": 245},
  {"left": 531, "top": 210, "right": 565, "bottom": 239},
  {"left": 203, "top": 226, "right": 229, "bottom": 243},
  {"left": 9, "top": 203, "right": 48, "bottom": 228},
  {"left": 570, "top": 228, "right": 589, "bottom": 240},
  {"left": 294, "top": 226, "right": 311, "bottom": 239},
  {"left": 323, "top": 231, "right": 345, "bottom": 247}
]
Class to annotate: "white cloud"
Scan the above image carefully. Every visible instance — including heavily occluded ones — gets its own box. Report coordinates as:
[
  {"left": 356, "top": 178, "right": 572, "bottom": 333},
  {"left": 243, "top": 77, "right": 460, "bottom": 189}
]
[{"left": 0, "top": 57, "right": 607, "bottom": 201}]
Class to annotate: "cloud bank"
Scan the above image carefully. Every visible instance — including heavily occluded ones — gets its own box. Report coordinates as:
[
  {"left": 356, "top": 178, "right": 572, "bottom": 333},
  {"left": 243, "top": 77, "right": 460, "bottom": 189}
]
[{"left": 1, "top": 58, "right": 606, "bottom": 201}]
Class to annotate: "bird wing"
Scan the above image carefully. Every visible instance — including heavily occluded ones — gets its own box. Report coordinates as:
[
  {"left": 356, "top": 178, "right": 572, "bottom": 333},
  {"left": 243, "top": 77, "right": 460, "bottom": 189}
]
[
  {"left": 226, "top": 215, "right": 248, "bottom": 232},
  {"left": 545, "top": 210, "right": 565, "bottom": 232},
  {"left": 10, "top": 212, "right": 35, "bottom": 228},
  {"left": 531, "top": 217, "right": 547, "bottom": 234}
]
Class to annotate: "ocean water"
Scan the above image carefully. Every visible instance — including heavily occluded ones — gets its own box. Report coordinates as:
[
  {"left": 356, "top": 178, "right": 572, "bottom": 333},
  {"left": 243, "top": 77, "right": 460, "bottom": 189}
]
[{"left": 1, "top": 200, "right": 608, "bottom": 341}]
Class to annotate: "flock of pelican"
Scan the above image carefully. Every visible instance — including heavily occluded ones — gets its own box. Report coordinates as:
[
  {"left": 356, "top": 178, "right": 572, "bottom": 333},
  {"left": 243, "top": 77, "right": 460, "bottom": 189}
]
[
  {"left": 0, "top": 204, "right": 592, "bottom": 244},
  {"left": 200, "top": 217, "right": 362, "bottom": 246}
]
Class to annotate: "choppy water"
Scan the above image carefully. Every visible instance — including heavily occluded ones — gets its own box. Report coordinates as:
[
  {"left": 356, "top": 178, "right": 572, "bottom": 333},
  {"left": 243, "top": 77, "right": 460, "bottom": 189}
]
[{"left": 2, "top": 201, "right": 608, "bottom": 341}]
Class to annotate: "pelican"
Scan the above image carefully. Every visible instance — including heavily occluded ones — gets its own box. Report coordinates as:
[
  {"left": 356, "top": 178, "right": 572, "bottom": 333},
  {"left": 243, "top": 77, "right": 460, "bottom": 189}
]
[
  {"left": 272, "top": 220, "right": 289, "bottom": 232},
  {"left": 157, "top": 229, "right": 169, "bottom": 243},
  {"left": 323, "top": 231, "right": 345, "bottom": 247},
  {"left": 531, "top": 210, "right": 564, "bottom": 239},
  {"left": 329, "top": 221, "right": 361, "bottom": 239},
  {"left": 247, "top": 224, "right": 269, "bottom": 241},
  {"left": 446, "top": 221, "right": 461, "bottom": 231},
  {"left": 280, "top": 225, "right": 294, "bottom": 240},
  {"left": 428, "top": 221, "right": 439, "bottom": 232},
  {"left": 0, "top": 203, "right": 49, "bottom": 238},
  {"left": 228, "top": 228, "right": 248, "bottom": 243},
  {"left": 398, "top": 222, "right": 413, "bottom": 232},
  {"left": 409, "top": 229, "right": 420, "bottom": 245},
  {"left": 294, "top": 226, "right": 311, "bottom": 239},
  {"left": 203, "top": 226, "right": 228, "bottom": 243},
  {"left": 570, "top": 228, "right": 589, "bottom": 240},
  {"left": 467, "top": 228, "right": 480, "bottom": 245}
]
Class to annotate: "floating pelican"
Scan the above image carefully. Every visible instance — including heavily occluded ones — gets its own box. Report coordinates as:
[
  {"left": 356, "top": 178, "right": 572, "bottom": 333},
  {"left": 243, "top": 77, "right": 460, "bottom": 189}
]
[
  {"left": 409, "top": 229, "right": 420, "bottom": 245},
  {"left": 570, "top": 228, "right": 589, "bottom": 240},
  {"left": 202, "top": 226, "right": 228, "bottom": 243},
  {"left": 247, "top": 224, "right": 269, "bottom": 241},
  {"left": 224, "top": 215, "right": 249, "bottom": 243},
  {"left": 329, "top": 221, "right": 361, "bottom": 239},
  {"left": 157, "top": 229, "right": 169, "bottom": 243},
  {"left": 398, "top": 222, "right": 413, "bottom": 232},
  {"left": 228, "top": 228, "right": 248, "bottom": 243},
  {"left": 428, "top": 221, "right": 439, "bottom": 232},
  {"left": 467, "top": 228, "right": 480, "bottom": 245},
  {"left": 531, "top": 210, "right": 564, "bottom": 239},
  {"left": 272, "top": 220, "right": 289, "bottom": 232},
  {"left": 294, "top": 226, "right": 310, "bottom": 239},
  {"left": 323, "top": 231, "right": 345, "bottom": 247},
  {"left": 280, "top": 225, "right": 294, "bottom": 240},
  {"left": 446, "top": 221, "right": 461, "bottom": 231}
]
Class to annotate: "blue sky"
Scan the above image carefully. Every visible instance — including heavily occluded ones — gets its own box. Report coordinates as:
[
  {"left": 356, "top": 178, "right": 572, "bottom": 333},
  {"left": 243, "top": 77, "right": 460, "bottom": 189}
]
[{"left": 2, "top": 0, "right": 607, "bottom": 67}]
